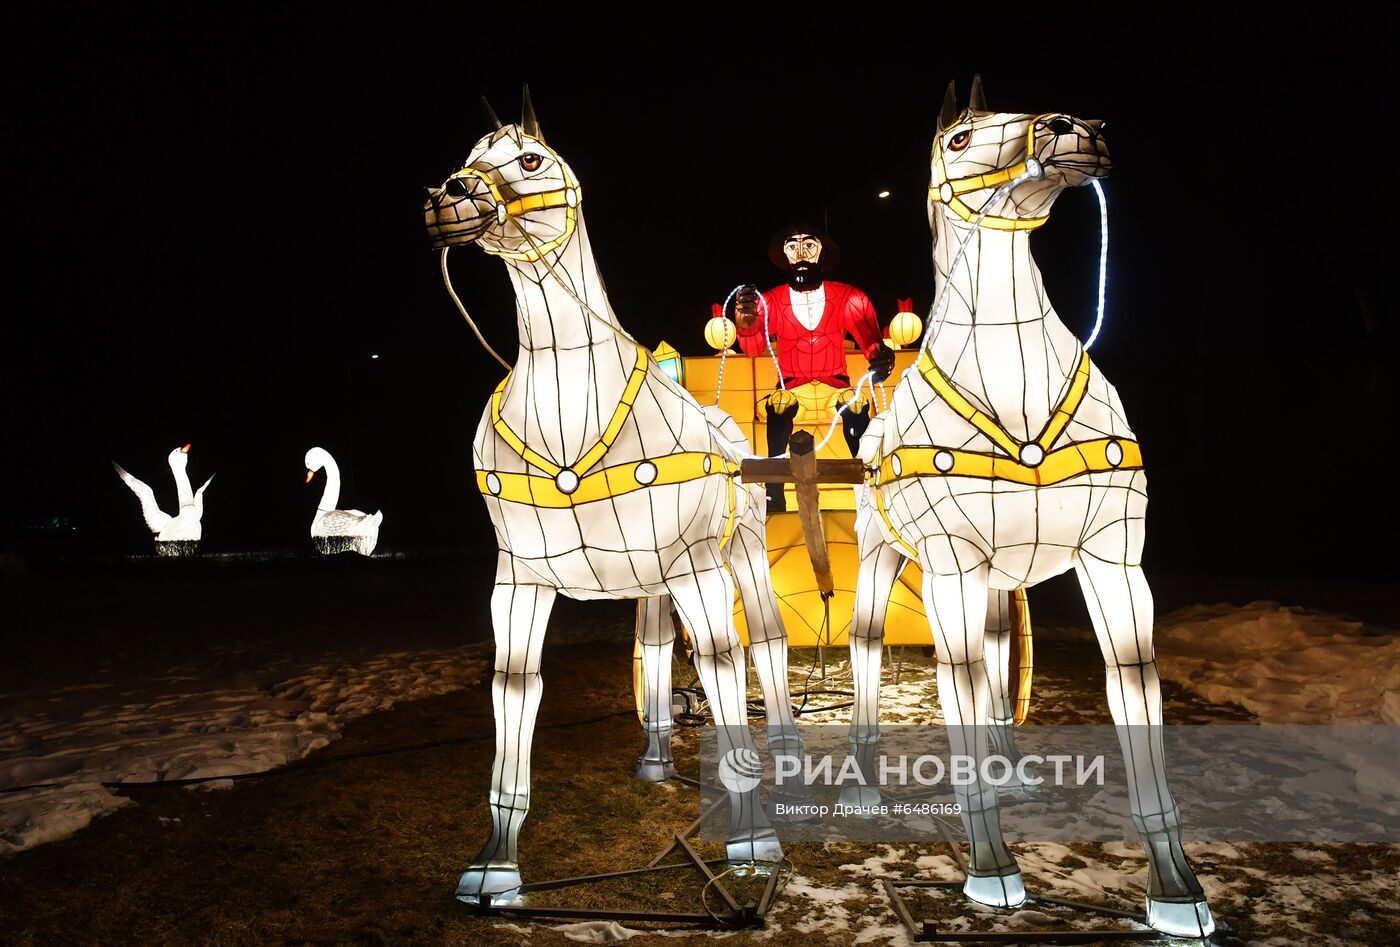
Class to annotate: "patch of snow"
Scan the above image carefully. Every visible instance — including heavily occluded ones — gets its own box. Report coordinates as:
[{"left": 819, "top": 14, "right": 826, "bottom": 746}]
[
  {"left": 550, "top": 920, "right": 646, "bottom": 942},
  {"left": 1156, "top": 601, "right": 1400, "bottom": 724},
  {"left": 1, "top": 644, "right": 489, "bottom": 854}
]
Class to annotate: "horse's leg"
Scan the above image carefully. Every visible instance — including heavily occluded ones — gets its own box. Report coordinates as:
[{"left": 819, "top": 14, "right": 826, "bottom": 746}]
[
  {"left": 455, "top": 577, "right": 555, "bottom": 904},
  {"left": 725, "top": 515, "right": 812, "bottom": 817},
  {"left": 1075, "top": 552, "right": 1215, "bottom": 937},
  {"left": 635, "top": 594, "right": 676, "bottom": 783},
  {"left": 983, "top": 590, "right": 1035, "bottom": 789},
  {"left": 667, "top": 550, "right": 782, "bottom": 864},
  {"left": 838, "top": 531, "right": 905, "bottom": 808},
  {"left": 924, "top": 561, "right": 1025, "bottom": 907}
]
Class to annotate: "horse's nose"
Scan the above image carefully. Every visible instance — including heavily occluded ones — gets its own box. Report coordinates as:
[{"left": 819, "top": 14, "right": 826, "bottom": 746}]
[
  {"left": 424, "top": 186, "right": 443, "bottom": 208},
  {"left": 1083, "top": 118, "right": 1106, "bottom": 134}
]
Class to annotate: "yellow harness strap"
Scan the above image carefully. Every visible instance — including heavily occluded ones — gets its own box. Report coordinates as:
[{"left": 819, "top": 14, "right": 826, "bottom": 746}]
[
  {"left": 869, "top": 349, "right": 1142, "bottom": 559},
  {"left": 915, "top": 349, "right": 1093, "bottom": 461},
  {"left": 490, "top": 344, "right": 649, "bottom": 480},
  {"left": 479, "top": 344, "right": 740, "bottom": 548}
]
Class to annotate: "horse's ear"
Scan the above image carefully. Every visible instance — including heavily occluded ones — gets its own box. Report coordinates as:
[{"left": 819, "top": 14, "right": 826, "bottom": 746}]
[
  {"left": 481, "top": 96, "right": 504, "bottom": 130},
  {"left": 969, "top": 74, "right": 987, "bottom": 112},
  {"left": 521, "top": 85, "right": 543, "bottom": 141},
  {"left": 938, "top": 80, "right": 959, "bottom": 131}
]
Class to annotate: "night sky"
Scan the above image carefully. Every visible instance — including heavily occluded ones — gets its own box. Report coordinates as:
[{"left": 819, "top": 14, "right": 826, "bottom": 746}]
[{"left": 8, "top": 8, "right": 1395, "bottom": 581}]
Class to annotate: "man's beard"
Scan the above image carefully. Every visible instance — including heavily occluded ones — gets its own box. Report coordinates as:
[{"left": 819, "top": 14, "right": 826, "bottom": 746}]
[{"left": 787, "top": 261, "right": 823, "bottom": 290}]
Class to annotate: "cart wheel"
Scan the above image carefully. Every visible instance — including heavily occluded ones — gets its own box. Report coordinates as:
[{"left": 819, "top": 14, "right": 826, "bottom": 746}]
[{"left": 1008, "top": 587, "right": 1034, "bottom": 725}]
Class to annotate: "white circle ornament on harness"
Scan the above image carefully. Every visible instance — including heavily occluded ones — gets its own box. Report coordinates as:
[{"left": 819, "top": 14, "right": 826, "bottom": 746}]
[
  {"left": 1105, "top": 439, "right": 1124, "bottom": 467},
  {"left": 933, "top": 450, "right": 955, "bottom": 473},
  {"left": 703, "top": 455, "right": 712, "bottom": 474},
  {"left": 486, "top": 472, "right": 502, "bottom": 496},
  {"left": 891, "top": 453, "right": 903, "bottom": 477},
  {"left": 634, "top": 461, "right": 658, "bottom": 485},
  {"left": 1019, "top": 443, "right": 1045, "bottom": 467},
  {"left": 554, "top": 469, "right": 580, "bottom": 494}
]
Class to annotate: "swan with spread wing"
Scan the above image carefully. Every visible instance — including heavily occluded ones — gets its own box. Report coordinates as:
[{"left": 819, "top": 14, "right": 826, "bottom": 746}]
[{"left": 111, "top": 443, "right": 214, "bottom": 556}]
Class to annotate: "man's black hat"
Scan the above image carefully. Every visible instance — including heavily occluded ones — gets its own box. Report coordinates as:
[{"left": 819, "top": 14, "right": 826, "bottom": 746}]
[{"left": 767, "top": 223, "right": 842, "bottom": 272}]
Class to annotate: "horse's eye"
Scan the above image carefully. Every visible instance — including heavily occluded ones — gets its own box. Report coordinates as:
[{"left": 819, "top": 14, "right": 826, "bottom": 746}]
[
  {"left": 444, "top": 177, "right": 470, "bottom": 197},
  {"left": 948, "top": 130, "right": 971, "bottom": 152},
  {"left": 519, "top": 153, "right": 542, "bottom": 172}
]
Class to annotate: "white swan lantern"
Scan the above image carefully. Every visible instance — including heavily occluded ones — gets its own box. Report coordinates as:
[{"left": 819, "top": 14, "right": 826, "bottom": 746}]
[
  {"left": 304, "top": 447, "right": 383, "bottom": 556},
  {"left": 849, "top": 78, "right": 1214, "bottom": 938},
  {"left": 111, "top": 443, "right": 214, "bottom": 557}
]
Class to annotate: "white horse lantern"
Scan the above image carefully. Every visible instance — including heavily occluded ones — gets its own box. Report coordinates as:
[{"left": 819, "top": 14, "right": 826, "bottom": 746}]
[
  {"left": 850, "top": 79, "right": 1214, "bottom": 938},
  {"left": 424, "top": 90, "right": 800, "bottom": 904},
  {"left": 111, "top": 444, "right": 214, "bottom": 557}
]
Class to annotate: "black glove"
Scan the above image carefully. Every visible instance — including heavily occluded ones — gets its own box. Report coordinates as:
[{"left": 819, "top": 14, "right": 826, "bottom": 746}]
[
  {"left": 732, "top": 284, "right": 760, "bottom": 331},
  {"left": 868, "top": 344, "right": 895, "bottom": 384}
]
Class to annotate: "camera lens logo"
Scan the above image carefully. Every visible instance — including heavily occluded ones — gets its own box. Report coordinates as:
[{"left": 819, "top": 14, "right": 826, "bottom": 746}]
[{"left": 717, "top": 747, "right": 764, "bottom": 793}]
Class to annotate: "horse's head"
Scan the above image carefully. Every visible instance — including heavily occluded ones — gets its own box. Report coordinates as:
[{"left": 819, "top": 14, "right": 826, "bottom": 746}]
[
  {"left": 423, "top": 87, "right": 581, "bottom": 262},
  {"left": 928, "top": 76, "right": 1109, "bottom": 235}
]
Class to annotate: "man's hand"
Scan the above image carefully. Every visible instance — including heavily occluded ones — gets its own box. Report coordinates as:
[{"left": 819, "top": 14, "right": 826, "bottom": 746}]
[
  {"left": 868, "top": 344, "right": 895, "bottom": 384},
  {"left": 732, "top": 284, "right": 759, "bottom": 330}
]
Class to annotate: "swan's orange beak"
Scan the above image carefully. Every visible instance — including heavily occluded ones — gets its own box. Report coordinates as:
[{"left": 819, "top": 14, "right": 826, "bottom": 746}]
[
  {"left": 305, "top": 470, "right": 315, "bottom": 483},
  {"left": 180, "top": 443, "right": 191, "bottom": 453}
]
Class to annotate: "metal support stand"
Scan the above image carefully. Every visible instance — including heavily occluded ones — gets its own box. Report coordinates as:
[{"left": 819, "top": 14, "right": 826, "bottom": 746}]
[
  {"left": 882, "top": 879, "right": 1163, "bottom": 943},
  {"left": 472, "top": 785, "right": 788, "bottom": 931},
  {"left": 878, "top": 818, "right": 1222, "bottom": 943}
]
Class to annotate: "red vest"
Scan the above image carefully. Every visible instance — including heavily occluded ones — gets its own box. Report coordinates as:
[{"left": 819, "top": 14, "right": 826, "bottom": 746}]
[{"left": 737, "top": 282, "right": 882, "bottom": 388}]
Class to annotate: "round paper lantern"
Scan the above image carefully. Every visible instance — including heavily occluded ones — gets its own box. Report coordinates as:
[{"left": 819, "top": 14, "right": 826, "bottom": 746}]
[
  {"left": 888, "top": 299, "right": 922, "bottom": 348},
  {"left": 705, "top": 315, "right": 737, "bottom": 351}
]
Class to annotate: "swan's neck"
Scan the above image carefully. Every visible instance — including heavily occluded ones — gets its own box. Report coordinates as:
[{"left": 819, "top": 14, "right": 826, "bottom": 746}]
[
  {"left": 318, "top": 456, "right": 341, "bottom": 512},
  {"left": 171, "top": 460, "right": 195, "bottom": 509}
]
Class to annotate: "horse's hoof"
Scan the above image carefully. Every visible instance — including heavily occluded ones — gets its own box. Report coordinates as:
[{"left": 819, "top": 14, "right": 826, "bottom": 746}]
[
  {"left": 727, "top": 830, "right": 783, "bottom": 865},
  {"left": 835, "top": 784, "right": 883, "bottom": 810},
  {"left": 1146, "top": 897, "right": 1216, "bottom": 938},
  {"left": 455, "top": 865, "right": 523, "bottom": 905},
  {"left": 963, "top": 870, "right": 1026, "bottom": 908},
  {"left": 634, "top": 757, "right": 676, "bottom": 783}
]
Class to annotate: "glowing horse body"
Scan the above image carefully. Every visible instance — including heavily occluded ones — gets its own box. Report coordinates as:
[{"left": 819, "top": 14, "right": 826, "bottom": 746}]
[
  {"left": 850, "top": 82, "right": 1214, "bottom": 937},
  {"left": 424, "top": 94, "right": 796, "bottom": 904}
]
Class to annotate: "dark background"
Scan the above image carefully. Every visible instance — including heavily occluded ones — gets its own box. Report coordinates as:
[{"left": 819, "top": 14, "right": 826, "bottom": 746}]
[{"left": 7, "top": 7, "right": 1395, "bottom": 581}]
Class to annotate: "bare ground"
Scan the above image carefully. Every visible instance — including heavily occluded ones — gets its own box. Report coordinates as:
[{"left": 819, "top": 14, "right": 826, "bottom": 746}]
[{"left": 2, "top": 599, "right": 1397, "bottom": 945}]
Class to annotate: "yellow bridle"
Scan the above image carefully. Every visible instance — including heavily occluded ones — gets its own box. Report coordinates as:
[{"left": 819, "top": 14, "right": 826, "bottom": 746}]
[
  {"left": 448, "top": 134, "right": 582, "bottom": 263},
  {"left": 929, "top": 113, "right": 1051, "bottom": 232}
]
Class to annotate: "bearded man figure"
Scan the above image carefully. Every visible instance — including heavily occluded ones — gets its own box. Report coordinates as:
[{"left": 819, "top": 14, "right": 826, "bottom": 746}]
[{"left": 733, "top": 225, "right": 894, "bottom": 512}]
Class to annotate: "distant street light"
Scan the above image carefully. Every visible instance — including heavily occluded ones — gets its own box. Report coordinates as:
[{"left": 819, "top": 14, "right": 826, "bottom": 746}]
[
  {"left": 877, "top": 190, "right": 891, "bottom": 199},
  {"left": 371, "top": 353, "right": 380, "bottom": 359}
]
